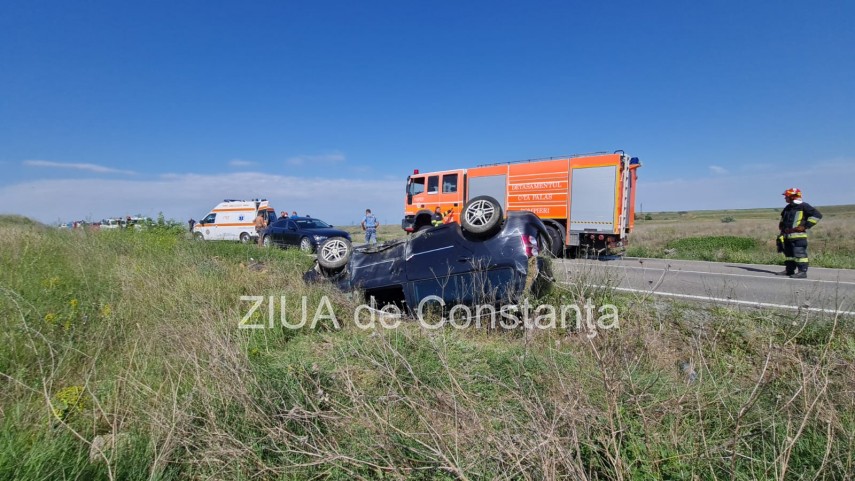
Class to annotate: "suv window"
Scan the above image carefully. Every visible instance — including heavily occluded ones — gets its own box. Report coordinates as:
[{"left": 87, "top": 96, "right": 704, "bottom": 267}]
[
  {"left": 201, "top": 213, "right": 216, "bottom": 224},
  {"left": 442, "top": 174, "right": 458, "bottom": 193}
]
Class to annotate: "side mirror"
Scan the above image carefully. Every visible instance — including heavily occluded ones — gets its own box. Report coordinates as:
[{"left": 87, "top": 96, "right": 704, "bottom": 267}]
[{"left": 407, "top": 193, "right": 413, "bottom": 205}]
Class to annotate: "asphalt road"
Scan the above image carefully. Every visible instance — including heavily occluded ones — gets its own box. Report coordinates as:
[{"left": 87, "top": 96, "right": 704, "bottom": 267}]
[{"left": 554, "top": 257, "right": 855, "bottom": 316}]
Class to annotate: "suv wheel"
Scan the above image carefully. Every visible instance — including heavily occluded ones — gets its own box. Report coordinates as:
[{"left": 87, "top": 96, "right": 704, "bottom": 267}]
[
  {"left": 318, "top": 237, "right": 352, "bottom": 270},
  {"left": 299, "top": 237, "right": 313, "bottom": 253},
  {"left": 461, "top": 195, "right": 503, "bottom": 238}
]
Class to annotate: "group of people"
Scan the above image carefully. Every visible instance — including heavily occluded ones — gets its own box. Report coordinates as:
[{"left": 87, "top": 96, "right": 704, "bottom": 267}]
[{"left": 253, "top": 210, "right": 301, "bottom": 245}]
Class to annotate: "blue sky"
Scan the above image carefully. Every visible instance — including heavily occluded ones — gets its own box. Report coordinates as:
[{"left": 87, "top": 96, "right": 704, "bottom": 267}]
[{"left": 1, "top": 0, "right": 853, "bottom": 224}]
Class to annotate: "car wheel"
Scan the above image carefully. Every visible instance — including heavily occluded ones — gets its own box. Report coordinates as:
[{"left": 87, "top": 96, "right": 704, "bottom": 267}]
[
  {"left": 262, "top": 235, "right": 272, "bottom": 248},
  {"left": 461, "top": 195, "right": 503, "bottom": 238},
  {"left": 299, "top": 236, "right": 314, "bottom": 253},
  {"left": 317, "top": 237, "right": 352, "bottom": 270},
  {"left": 193, "top": 232, "right": 204, "bottom": 240},
  {"left": 239, "top": 232, "right": 251, "bottom": 243},
  {"left": 545, "top": 225, "right": 564, "bottom": 258}
]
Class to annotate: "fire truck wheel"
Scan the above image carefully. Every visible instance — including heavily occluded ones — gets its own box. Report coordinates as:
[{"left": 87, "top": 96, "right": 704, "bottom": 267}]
[
  {"left": 461, "top": 195, "right": 503, "bottom": 238},
  {"left": 317, "top": 237, "right": 352, "bottom": 270},
  {"left": 545, "top": 225, "right": 564, "bottom": 257}
]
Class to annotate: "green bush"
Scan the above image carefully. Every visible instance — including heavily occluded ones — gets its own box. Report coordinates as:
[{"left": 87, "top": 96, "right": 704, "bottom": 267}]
[{"left": 720, "top": 216, "right": 736, "bottom": 223}]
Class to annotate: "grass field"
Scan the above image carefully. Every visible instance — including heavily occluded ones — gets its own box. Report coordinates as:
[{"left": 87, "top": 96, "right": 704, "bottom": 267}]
[
  {"left": 1, "top": 216, "right": 853, "bottom": 479},
  {"left": 628, "top": 204, "right": 855, "bottom": 269}
]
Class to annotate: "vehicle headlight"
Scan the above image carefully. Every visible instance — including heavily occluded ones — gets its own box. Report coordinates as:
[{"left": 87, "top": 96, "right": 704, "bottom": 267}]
[{"left": 313, "top": 235, "right": 327, "bottom": 242}]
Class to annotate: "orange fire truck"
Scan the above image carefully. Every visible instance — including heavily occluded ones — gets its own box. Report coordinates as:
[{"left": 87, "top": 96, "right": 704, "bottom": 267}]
[{"left": 401, "top": 151, "right": 641, "bottom": 257}]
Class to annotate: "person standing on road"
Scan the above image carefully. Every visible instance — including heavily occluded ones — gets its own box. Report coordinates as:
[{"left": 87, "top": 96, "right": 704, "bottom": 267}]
[
  {"left": 188, "top": 218, "right": 196, "bottom": 232},
  {"left": 254, "top": 212, "right": 268, "bottom": 246},
  {"left": 361, "top": 209, "right": 380, "bottom": 244},
  {"left": 777, "top": 188, "right": 822, "bottom": 279}
]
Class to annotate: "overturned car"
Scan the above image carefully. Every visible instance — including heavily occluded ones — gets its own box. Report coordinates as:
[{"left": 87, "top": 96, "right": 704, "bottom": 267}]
[{"left": 305, "top": 196, "right": 553, "bottom": 311}]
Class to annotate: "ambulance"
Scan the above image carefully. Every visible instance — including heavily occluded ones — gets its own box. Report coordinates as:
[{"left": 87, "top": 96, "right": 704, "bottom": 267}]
[{"left": 194, "top": 199, "right": 277, "bottom": 242}]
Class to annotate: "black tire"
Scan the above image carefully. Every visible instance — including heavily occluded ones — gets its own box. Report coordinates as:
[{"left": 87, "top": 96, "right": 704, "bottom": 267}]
[
  {"left": 193, "top": 232, "right": 204, "bottom": 240},
  {"left": 299, "top": 237, "right": 313, "bottom": 253},
  {"left": 317, "top": 237, "right": 352, "bottom": 270},
  {"left": 239, "top": 232, "right": 251, "bottom": 243},
  {"left": 461, "top": 195, "right": 503, "bottom": 238},
  {"left": 262, "top": 235, "right": 272, "bottom": 248},
  {"left": 545, "top": 225, "right": 564, "bottom": 258}
]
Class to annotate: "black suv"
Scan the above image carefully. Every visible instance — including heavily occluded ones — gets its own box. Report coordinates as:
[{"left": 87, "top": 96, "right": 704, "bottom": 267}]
[{"left": 306, "top": 196, "right": 552, "bottom": 310}]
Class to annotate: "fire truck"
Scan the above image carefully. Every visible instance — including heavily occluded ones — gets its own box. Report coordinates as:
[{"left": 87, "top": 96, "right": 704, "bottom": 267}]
[{"left": 401, "top": 151, "right": 641, "bottom": 257}]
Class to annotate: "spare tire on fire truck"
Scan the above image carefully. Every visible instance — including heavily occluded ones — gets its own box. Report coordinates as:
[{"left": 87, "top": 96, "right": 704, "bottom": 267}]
[{"left": 461, "top": 195, "right": 503, "bottom": 238}]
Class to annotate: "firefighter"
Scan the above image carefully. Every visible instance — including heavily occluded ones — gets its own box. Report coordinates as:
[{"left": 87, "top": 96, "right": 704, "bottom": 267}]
[
  {"left": 431, "top": 207, "right": 443, "bottom": 226},
  {"left": 776, "top": 188, "right": 822, "bottom": 278}
]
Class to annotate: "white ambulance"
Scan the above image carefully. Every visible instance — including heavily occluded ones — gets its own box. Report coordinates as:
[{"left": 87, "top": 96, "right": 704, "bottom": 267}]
[{"left": 193, "top": 199, "right": 277, "bottom": 242}]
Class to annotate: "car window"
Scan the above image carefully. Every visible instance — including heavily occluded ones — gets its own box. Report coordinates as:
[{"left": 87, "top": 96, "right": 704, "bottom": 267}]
[
  {"left": 287, "top": 220, "right": 298, "bottom": 230},
  {"left": 427, "top": 176, "right": 439, "bottom": 193},
  {"left": 272, "top": 219, "right": 289, "bottom": 228},
  {"left": 442, "top": 174, "right": 458, "bottom": 193},
  {"left": 412, "top": 268, "right": 514, "bottom": 304},
  {"left": 294, "top": 218, "right": 332, "bottom": 229},
  {"left": 409, "top": 177, "right": 425, "bottom": 195},
  {"left": 202, "top": 213, "right": 216, "bottom": 223}
]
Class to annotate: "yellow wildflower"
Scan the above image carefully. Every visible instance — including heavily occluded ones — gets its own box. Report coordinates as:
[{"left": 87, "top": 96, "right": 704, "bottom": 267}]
[
  {"left": 52, "top": 386, "right": 87, "bottom": 420},
  {"left": 100, "top": 304, "right": 112, "bottom": 318},
  {"left": 69, "top": 299, "right": 79, "bottom": 309},
  {"left": 44, "top": 312, "right": 57, "bottom": 325}
]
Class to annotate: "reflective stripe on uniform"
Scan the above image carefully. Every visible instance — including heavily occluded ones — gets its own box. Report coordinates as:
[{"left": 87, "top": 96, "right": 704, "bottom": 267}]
[
  {"left": 807, "top": 217, "right": 820, "bottom": 224},
  {"left": 792, "top": 210, "right": 803, "bottom": 228},
  {"left": 795, "top": 257, "right": 809, "bottom": 263},
  {"left": 785, "top": 233, "right": 808, "bottom": 239}
]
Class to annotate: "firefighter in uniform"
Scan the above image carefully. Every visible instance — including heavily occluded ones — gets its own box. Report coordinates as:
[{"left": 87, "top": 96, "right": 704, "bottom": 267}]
[
  {"left": 431, "top": 207, "right": 444, "bottom": 226},
  {"left": 431, "top": 206, "right": 454, "bottom": 226},
  {"left": 777, "top": 188, "right": 821, "bottom": 279}
]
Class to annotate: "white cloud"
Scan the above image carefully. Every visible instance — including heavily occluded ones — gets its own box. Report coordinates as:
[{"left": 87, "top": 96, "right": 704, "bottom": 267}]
[
  {"left": 0, "top": 172, "right": 402, "bottom": 226},
  {"left": 286, "top": 152, "right": 346, "bottom": 166},
  {"left": 23, "top": 159, "right": 137, "bottom": 175},
  {"left": 708, "top": 165, "right": 728, "bottom": 175},
  {"left": 228, "top": 159, "right": 256, "bottom": 167}
]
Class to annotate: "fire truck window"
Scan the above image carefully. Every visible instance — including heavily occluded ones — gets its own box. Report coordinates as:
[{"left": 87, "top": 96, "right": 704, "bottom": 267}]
[
  {"left": 427, "top": 176, "right": 439, "bottom": 193},
  {"left": 442, "top": 174, "right": 458, "bottom": 193},
  {"left": 409, "top": 177, "right": 425, "bottom": 195}
]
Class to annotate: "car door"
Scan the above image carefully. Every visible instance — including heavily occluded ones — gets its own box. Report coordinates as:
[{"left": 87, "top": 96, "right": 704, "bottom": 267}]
[
  {"left": 266, "top": 219, "right": 289, "bottom": 246},
  {"left": 280, "top": 220, "right": 300, "bottom": 246},
  {"left": 404, "top": 225, "right": 476, "bottom": 303}
]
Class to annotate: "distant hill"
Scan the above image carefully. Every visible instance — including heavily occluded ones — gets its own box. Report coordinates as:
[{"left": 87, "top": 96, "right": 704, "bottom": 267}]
[{"left": 0, "top": 215, "right": 47, "bottom": 228}]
